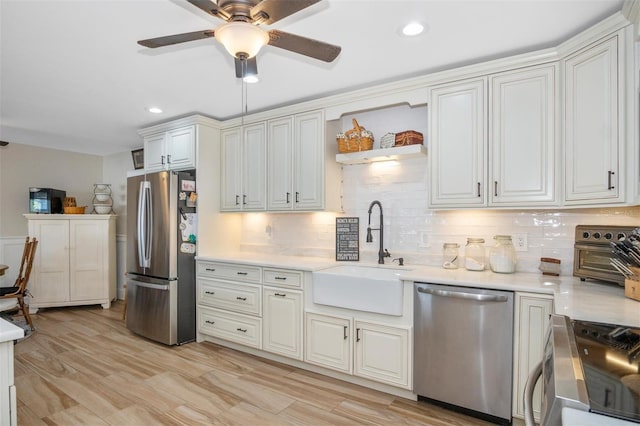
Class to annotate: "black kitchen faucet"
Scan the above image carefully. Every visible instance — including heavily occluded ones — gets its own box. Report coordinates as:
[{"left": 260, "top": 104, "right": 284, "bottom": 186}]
[{"left": 366, "top": 200, "right": 390, "bottom": 264}]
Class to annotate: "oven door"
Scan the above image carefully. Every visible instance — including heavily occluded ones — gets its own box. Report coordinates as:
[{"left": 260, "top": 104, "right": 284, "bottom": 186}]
[
  {"left": 524, "top": 315, "right": 590, "bottom": 426},
  {"left": 574, "top": 244, "right": 625, "bottom": 285}
]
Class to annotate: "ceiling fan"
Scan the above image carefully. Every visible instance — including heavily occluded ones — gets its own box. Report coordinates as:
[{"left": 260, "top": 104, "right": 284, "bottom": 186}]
[{"left": 138, "top": 0, "right": 341, "bottom": 78}]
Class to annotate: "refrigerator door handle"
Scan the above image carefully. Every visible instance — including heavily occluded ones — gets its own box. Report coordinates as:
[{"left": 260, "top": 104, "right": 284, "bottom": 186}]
[
  {"left": 129, "top": 279, "right": 170, "bottom": 291},
  {"left": 137, "top": 181, "right": 152, "bottom": 268}
]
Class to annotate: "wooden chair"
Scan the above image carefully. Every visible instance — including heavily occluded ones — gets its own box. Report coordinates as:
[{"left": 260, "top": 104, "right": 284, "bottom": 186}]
[{"left": 0, "top": 237, "right": 38, "bottom": 330}]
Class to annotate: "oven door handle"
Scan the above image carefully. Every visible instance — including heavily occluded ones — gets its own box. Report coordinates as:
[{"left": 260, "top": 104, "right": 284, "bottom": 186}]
[{"left": 523, "top": 360, "right": 543, "bottom": 426}]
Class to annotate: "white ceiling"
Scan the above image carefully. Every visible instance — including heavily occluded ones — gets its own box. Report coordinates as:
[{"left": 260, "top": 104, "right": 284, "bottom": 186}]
[{"left": 0, "top": 0, "right": 626, "bottom": 156}]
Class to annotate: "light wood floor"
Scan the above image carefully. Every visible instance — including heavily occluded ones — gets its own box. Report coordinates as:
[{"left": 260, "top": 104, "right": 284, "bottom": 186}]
[{"left": 12, "top": 302, "right": 493, "bottom": 425}]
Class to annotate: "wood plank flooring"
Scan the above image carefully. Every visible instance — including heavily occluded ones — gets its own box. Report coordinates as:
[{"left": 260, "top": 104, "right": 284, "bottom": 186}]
[{"left": 12, "top": 303, "right": 493, "bottom": 425}]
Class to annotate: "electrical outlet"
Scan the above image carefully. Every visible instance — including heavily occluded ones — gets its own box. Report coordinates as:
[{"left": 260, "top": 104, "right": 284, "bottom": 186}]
[{"left": 513, "top": 233, "right": 528, "bottom": 252}]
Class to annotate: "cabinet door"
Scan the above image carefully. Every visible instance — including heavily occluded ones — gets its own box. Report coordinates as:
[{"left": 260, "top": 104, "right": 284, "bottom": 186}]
[
  {"left": 242, "top": 123, "right": 267, "bottom": 211},
  {"left": 166, "top": 125, "right": 196, "bottom": 170},
  {"left": 263, "top": 287, "right": 303, "bottom": 360},
  {"left": 565, "top": 36, "right": 620, "bottom": 203},
  {"left": 220, "top": 128, "right": 243, "bottom": 211},
  {"left": 294, "top": 111, "right": 325, "bottom": 210},
  {"left": 354, "top": 321, "right": 410, "bottom": 388},
  {"left": 305, "top": 312, "right": 352, "bottom": 373},
  {"left": 69, "top": 220, "right": 106, "bottom": 301},
  {"left": 29, "top": 221, "right": 70, "bottom": 303},
  {"left": 513, "top": 293, "right": 553, "bottom": 421},
  {"left": 429, "top": 78, "right": 487, "bottom": 207},
  {"left": 267, "top": 117, "right": 294, "bottom": 210},
  {"left": 144, "top": 133, "right": 167, "bottom": 172},
  {"left": 490, "top": 65, "right": 557, "bottom": 205}
]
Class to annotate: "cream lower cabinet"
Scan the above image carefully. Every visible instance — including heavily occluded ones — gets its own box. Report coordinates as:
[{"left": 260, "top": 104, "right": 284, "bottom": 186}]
[
  {"left": 262, "top": 286, "right": 303, "bottom": 360},
  {"left": 512, "top": 292, "right": 554, "bottom": 421},
  {"left": 305, "top": 312, "right": 411, "bottom": 389},
  {"left": 196, "top": 262, "right": 305, "bottom": 360},
  {"left": 26, "top": 215, "right": 116, "bottom": 313}
]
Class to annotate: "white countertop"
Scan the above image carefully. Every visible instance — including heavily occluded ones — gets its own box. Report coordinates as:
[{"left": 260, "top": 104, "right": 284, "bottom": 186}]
[
  {"left": 197, "top": 253, "right": 640, "bottom": 328},
  {"left": 0, "top": 319, "right": 24, "bottom": 342}
]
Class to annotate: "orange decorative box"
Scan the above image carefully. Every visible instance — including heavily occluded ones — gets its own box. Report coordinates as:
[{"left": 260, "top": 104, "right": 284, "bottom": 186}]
[{"left": 394, "top": 130, "right": 424, "bottom": 146}]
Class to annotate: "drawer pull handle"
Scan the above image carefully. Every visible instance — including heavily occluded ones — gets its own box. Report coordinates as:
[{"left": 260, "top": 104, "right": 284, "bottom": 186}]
[
  {"left": 236, "top": 296, "right": 247, "bottom": 301},
  {"left": 205, "top": 291, "right": 215, "bottom": 295},
  {"left": 205, "top": 320, "right": 215, "bottom": 325},
  {"left": 343, "top": 325, "right": 348, "bottom": 340},
  {"left": 236, "top": 328, "right": 247, "bottom": 333},
  {"left": 205, "top": 268, "right": 216, "bottom": 272},
  {"left": 275, "top": 276, "right": 287, "bottom": 280},
  {"left": 274, "top": 293, "right": 286, "bottom": 297},
  {"left": 608, "top": 171, "right": 616, "bottom": 190},
  {"left": 237, "top": 272, "right": 248, "bottom": 276}
]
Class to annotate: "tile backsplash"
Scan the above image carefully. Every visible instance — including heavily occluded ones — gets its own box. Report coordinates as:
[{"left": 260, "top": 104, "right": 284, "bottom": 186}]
[{"left": 240, "top": 157, "right": 640, "bottom": 275}]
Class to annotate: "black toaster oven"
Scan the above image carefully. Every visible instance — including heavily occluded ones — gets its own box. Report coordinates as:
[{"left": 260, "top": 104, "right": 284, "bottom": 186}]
[{"left": 29, "top": 188, "right": 66, "bottom": 214}]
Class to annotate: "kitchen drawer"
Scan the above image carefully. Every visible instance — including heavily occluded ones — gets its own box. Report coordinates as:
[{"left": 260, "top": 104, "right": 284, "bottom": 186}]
[
  {"left": 198, "top": 278, "right": 261, "bottom": 316},
  {"left": 198, "top": 306, "right": 262, "bottom": 349},
  {"left": 197, "top": 261, "right": 261, "bottom": 283},
  {"left": 263, "top": 268, "right": 303, "bottom": 288}
]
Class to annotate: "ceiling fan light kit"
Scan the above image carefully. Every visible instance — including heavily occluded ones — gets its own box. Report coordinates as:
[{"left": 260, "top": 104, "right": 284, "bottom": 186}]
[
  {"left": 137, "top": 0, "right": 341, "bottom": 78},
  {"left": 216, "top": 21, "right": 269, "bottom": 59}
]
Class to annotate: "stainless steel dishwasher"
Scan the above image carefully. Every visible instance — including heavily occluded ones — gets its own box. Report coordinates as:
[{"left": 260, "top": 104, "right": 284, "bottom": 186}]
[{"left": 414, "top": 282, "right": 514, "bottom": 425}]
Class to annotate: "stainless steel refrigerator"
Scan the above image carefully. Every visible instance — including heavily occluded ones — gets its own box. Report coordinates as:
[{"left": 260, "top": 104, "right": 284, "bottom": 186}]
[{"left": 126, "top": 170, "right": 197, "bottom": 345}]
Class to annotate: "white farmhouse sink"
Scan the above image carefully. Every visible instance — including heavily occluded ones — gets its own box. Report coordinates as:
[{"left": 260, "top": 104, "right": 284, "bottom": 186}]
[{"left": 312, "top": 265, "right": 408, "bottom": 316}]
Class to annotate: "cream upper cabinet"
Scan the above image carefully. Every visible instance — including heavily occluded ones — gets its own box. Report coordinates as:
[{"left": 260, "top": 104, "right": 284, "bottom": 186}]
[
  {"left": 267, "top": 110, "right": 326, "bottom": 211},
  {"left": 564, "top": 35, "right": 621, "bottom": 204},
  {"left": 293, "top": 110, "right": 325, "bottom": 210},
  {"left": 429, "top": 78, "right": 487, "bottom": 207},
  {"left": 220, "top": 124, "right": 266, "bottom": 211},
  {"left": 144, "top": 125, "right": 196, "bottom": 172},
  {"left": 489, "top": 64, "right": 558, "bottom": 206},
  {"left": 430, "top": 64, "right": 559, "bottom": 208},
  {"left": 267, "top": 116, "right": 294, "bottom": 210}
]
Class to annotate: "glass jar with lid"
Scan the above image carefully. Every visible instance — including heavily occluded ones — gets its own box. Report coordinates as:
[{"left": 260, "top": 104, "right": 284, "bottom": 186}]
[
  {"left": 442, "top": 243, "right": 459, "bottom": 269},
  {"left": 489, "top": 235, "right": 517, "bottom": 273},
  {"left": 464, "top": 238, "right": 486, "bottom": 271}
]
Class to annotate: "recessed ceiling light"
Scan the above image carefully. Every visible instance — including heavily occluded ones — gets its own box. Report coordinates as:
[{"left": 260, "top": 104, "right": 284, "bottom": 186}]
[
  {"left": 243, "top": 75, "right": 259, "bottom": 84},
  {"left": 402, "top": 22, "right": 424, "bottom": 36},
  {"left": 148, "top": 107, "right": 163, "bottom": 114}
]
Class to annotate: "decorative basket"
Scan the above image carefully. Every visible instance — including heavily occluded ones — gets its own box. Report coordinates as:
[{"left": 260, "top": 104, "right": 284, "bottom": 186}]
[
  {"left": 64, "top": 206, "right": 86, "bottom": 214},
  {"left": 337, "top": 118, "right": 374, "bottom": 153},
  {"left": 394, "top": 130, "right": 424, "bottom": 146}
]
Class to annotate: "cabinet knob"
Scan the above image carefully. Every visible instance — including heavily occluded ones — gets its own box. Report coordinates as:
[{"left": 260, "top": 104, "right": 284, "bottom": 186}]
[
  {"left": 286, "top": 192, "right": 290, "bottom": 204},
  {"left": 205, "top": 291, "right": 215, "bottom": 295},
  {"left": 167, "top": 154, "right": 171, "bottom": 164},
  {"left": 274, "top": 293, "right": 286, "bottom": 297},
  {"left": 356, "top": 328, "right": 361, "bottom": 342},
  {"left": 236, "top": 328, "right": 247, "bottom": 333},
  {"left": 161, "top": 155, "right": 165, "bottom": 165},
  {"left": 343, "top": 325, "right": 348, "bottom": 340},
  {"left": 236, "top": 296, "right": 247, "bottom": 301},
  {"left": 235, "top": 195, "right": 240, "bottom": 206},
  {"left": 477, "top": 182, "right": 481, "bottom": 197},
  {"left": 205, "top": 320, "right": 215, "bottom": 325}
]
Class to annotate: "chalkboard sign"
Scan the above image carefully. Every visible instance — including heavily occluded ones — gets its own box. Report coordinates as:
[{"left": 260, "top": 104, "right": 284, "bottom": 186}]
[{"left": 336, "top": 217, "right": 359, "bottom": 261}]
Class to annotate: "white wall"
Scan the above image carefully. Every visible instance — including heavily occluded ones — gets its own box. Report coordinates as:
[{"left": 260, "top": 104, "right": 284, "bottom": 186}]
[{"left": 239, "top": 157, "right": 640, "bottom": 276}]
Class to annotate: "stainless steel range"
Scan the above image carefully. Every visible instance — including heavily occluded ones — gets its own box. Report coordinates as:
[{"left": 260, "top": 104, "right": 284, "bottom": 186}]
[
  {"left": 524, "top": 314, "right": 640, "bottom": 425},
  {"left": 574, "top": 225, "right": 637, "bottom": 286}
]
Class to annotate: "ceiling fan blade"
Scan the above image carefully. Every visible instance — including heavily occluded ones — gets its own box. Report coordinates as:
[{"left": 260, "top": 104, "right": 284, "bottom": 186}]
[
  {"left": 186, "top": 0, "right": 230, "bottom": 20},
  {"left": 138, "top": 30, "right": 216, "bottom": 48},
  {"left": 251, "top": 0, "right": 320, "bottom": 25},
  {"left": 235, "top": 56, "right": 258, "bottom": 79},
  {"left": 267, "top": 30, "right": 340, "bottom": 62}
]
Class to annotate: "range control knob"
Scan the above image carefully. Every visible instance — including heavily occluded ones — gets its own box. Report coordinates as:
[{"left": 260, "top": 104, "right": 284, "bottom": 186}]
[
  {"left": 593, "top": 232, "right": 602, "bottom": 240},
  {"left": 604, "top": 232, "right": 613, "bottom": 240},
  {"left": 582, "top": 231, "right": 591, "bottom": 239},
  {"left": 617, "top": 233, "right": 626, "bottom": 240}
]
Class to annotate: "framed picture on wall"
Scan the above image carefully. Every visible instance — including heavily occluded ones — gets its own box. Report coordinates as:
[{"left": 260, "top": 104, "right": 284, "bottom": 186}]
[{"left": 131, "top": 149, "right": 144, "bottom": 170}]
